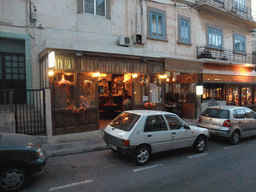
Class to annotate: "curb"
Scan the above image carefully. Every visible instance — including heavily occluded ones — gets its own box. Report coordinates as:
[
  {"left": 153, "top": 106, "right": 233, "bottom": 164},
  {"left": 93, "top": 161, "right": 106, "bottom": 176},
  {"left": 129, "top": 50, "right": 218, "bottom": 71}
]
[{"left": 47, "top": 145, "right": 109, "bottom": 158}]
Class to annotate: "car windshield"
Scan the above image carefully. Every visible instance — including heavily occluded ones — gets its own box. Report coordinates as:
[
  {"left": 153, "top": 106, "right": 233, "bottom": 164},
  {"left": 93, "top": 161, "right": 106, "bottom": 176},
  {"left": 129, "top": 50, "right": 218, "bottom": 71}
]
[
  {"left": 201, "top": 108, "right": 230, "bottom": 119},
  {"left": 109, "top": 112, "right": 140, "bottom": 132}
]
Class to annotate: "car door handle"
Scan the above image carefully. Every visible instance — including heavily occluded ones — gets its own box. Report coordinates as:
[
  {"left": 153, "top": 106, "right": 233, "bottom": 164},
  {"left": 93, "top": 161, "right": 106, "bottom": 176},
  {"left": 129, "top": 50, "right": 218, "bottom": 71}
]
[
  {"left": 147, "top": 135, "right": 152, "bottom": 137},
  {"left": 172, "top": 132, "right": 176, "bottom": 135}
]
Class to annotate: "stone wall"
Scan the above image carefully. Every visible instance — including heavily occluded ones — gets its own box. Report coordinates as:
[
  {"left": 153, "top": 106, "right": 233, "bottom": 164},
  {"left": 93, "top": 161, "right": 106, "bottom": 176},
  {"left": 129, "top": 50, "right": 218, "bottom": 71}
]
[{"left": 0, "top": 112, "right": 15, "bottom": 133}]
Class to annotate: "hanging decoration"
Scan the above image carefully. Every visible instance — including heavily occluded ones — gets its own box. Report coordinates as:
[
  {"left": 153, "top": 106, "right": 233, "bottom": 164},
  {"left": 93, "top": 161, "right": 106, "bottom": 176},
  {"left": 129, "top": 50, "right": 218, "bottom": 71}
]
[
  {"left": 84, "top": 80, "right": 92, "bottom": 87},
  {"left": 140, "top": 76, "right": 146, "bottom": 86},
  {"left": 58, "top": 75, "right": 70, "bottom": 87}
]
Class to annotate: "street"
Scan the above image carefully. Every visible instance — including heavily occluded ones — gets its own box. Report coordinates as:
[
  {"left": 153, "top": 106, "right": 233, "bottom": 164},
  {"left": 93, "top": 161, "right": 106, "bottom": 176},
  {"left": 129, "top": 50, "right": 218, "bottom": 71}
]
[{"left": 22, "top": 136, "right": 256, "bottom": 192}]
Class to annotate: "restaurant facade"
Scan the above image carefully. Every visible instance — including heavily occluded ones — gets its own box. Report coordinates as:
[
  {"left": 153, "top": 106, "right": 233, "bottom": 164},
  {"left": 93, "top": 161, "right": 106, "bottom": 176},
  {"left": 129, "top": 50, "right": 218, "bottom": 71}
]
[{"left": 39, "top": 49, "right": 165, "bottom": 135}]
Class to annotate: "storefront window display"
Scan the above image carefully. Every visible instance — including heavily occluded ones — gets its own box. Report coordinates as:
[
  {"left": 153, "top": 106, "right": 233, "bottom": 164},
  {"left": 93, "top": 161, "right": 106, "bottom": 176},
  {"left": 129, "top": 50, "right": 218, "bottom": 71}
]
[
  {"left": 53, "top": 72, "right": 97, "bottom": 112},
  {"left": 241, "top": 87, "right": 252, "bottom": 105}
]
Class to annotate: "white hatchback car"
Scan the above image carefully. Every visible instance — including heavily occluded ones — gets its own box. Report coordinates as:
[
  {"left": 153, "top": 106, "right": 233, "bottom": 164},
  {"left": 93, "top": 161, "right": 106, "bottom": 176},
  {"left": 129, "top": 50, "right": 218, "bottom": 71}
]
[{"left": 103, "top": 110, "right": 209, "bottom": 165}]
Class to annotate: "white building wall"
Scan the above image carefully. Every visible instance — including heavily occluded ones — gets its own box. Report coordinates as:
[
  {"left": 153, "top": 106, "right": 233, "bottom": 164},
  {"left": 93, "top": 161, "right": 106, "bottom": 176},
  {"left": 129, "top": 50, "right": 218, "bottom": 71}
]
[{"left": 0, "top": 0, "right": 255, "bottom": 89}]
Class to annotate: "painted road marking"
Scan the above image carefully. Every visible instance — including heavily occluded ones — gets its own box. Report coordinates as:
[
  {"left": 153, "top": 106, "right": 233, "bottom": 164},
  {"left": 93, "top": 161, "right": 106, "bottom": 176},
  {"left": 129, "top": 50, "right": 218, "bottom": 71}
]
[
  {"left": 133, "top": 164, "right": 163, "bottom": 172},
  {"left": 49, "top": 180, "right": 94, "bottom": 191},
  {"left": 224, "top": 146, "right": 236, "bottom": 150},
  {"left": 188, "top": 153, "right": 208, "bottom": 159}
]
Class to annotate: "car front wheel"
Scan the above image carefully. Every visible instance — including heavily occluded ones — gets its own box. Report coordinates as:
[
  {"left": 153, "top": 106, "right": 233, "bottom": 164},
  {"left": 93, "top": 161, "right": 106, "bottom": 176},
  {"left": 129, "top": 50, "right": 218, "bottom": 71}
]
[
  {"left": 133, "top": 146, "right": 150, "bottom": 166},
  {"left": 193, "top": 136, "right": 206, "bottom": 153},
  {"left": 0, "top": 166, "right": 26, "bottom": 192}
]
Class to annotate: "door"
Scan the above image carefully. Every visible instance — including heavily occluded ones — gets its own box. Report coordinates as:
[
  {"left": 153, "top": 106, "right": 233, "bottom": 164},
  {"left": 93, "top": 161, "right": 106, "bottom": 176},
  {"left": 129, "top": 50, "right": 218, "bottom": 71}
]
[
  {"left": 0, "top": 53, "right": 26, "bottom": 104},
  {"left": 143, "top": 115, "right": 172, "bottom": 153},
  {"left": 164, "top": 115, "right": 195, "bottom": 149},
  {"left": 244, "top": 108, "right": 256, "bottom": 137},
  {"left": 233, "top": 108, "right": 250, "bottom": 137}
]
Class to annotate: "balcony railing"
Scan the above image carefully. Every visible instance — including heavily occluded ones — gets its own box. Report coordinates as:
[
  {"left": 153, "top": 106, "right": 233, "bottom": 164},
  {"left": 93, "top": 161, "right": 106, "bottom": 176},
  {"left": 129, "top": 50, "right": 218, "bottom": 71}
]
[
  {"left": 197, "top": 45, "right": 256, "bottom": 64},
  {"left": 195, "top": 0, "right": 255, "bottom": 22}
]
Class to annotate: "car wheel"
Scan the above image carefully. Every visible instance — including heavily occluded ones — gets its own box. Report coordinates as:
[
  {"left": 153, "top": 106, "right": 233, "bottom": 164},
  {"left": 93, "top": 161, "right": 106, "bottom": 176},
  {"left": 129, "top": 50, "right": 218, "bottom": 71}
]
[
  {"left": 230, "top": 130, "right": 240, "bottom": 145},
  {"left": 193, "top": 135, "right": 206, "bottom": 153},
  {"left": 133, "top": 146, "right": 150, "bottom": 166},
  {"left": 0, "top": 166, "right": 26, "bottom": 192}
]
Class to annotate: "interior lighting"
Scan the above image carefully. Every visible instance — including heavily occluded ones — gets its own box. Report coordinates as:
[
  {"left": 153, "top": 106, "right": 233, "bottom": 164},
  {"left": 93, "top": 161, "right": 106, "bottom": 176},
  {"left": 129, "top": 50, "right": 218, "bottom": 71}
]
[
  {"left": 48, "top": 70, "right": 54, "bottom": 77},
  {"left": 48, "top": 51, "right": 56, "bottom": 68},
  {"left": 93, "top": 72, "right": 101, "bottom": 77},
  {"left": 132, "top": 74, "right": 138, "bottom": 78}
]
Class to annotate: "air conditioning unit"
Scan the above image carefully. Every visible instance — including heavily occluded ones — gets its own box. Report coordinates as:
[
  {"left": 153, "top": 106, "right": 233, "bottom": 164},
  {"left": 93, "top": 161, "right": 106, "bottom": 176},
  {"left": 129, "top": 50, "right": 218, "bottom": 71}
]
[
  {"left": 119, "top": 36, "right": 131, "bottom": 46},
  {"left": 36, "top": 23, "right": 45, "bottom": 29}
]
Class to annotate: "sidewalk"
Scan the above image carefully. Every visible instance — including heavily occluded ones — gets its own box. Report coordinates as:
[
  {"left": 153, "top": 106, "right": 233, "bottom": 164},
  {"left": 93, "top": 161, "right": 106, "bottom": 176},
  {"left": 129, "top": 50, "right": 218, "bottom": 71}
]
[{"left": 43, "top": 119, "right": 197, "bottom": 158}]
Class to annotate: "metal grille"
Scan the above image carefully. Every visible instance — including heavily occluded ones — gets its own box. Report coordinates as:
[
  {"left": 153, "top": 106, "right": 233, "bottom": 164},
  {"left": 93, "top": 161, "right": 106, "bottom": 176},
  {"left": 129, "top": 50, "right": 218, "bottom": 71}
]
[{"left": 15, "top": 89, "right": 46, "bottom": 135}]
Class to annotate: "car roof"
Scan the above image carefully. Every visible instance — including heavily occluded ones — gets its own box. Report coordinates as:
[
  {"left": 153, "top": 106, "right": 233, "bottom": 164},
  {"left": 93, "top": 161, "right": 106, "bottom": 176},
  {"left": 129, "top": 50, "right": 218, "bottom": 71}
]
[
  {"left": 207, "top": 106, "right": 250, "bottom": 110},
  {"left": 123, "top": 110, "right": 176, "bottom": 116}
]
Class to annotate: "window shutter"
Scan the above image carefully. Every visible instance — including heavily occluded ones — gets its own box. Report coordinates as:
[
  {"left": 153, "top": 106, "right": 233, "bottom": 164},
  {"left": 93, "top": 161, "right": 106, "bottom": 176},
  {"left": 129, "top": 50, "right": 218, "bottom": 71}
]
[
  {"left": 106, "top": 0, "right": 111, "bottom": 19},
  {"left": 77, "top": 0, "right": 84, "bottom": 14}
]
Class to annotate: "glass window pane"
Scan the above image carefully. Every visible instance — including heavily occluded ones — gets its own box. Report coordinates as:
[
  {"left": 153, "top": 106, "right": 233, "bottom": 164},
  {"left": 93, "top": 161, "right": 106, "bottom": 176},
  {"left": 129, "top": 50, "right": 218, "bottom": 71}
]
[
  {"left": 12, "top": 56, "right": 18, "bottom": 61},
  {"left": 20, "top": 74, "right": 25, "bottom": 79},
  {"left": 13, "top": 74, "right": 19, "bottom": 79},
  {"left": 5, "top": 62, "right": 11, "bottom": 67},
  {"left": 5, "top": 68, "right": 11, "bottom": 73},
  {"left": 151, "top": 13, "right": 157, "bottom": 35},
  {"left": 158, "top": 15, "right": 163, "bottom": 36},
  {"left": 85, "top": 0, "right": 94, "bottom": 14},
  {"left": 96, "top": 0, "right": 105, "bottom": 16},
  {"left": 20, "top": 62, "right": 25, "bottom": 68},
  {"left": 6, "top": 74, "right": 11, "bottom": 79},
  {"left": 208, "top": 27, "right": 222, "bottom": 49},
  {"left": 19, "top": 68, "right": 25, "bottom": 73},
  {"left": 19, "top": 56, "right": 25, "bottom": 62},
  {"left": 13, "top": 62, "right": 18, "bottom": 67},
  {"left": 13, "top": 68, "right": 18, "bottom": 73},
  {"left": 5, "top": 56, "right": 11, "bottom": 61}
]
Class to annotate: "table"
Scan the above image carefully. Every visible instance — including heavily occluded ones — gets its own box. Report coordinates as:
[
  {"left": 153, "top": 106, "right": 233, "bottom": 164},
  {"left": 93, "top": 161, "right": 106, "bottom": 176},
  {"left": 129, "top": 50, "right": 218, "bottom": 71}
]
[{"left": 101, "top": 104, "right": 118, "bottom": 119}]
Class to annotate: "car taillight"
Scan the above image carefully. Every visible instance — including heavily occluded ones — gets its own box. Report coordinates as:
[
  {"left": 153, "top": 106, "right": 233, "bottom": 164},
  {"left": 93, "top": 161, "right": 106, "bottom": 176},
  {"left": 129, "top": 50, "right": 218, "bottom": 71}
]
[
  {"left": 223, "top": 120, "right": 231, "bottom": 127},
  {"left": 123, "top": 140, "right": 130, "bottom": 146},
  {"left": 198, "top": 116, "right": 202, "bottom": 123}
]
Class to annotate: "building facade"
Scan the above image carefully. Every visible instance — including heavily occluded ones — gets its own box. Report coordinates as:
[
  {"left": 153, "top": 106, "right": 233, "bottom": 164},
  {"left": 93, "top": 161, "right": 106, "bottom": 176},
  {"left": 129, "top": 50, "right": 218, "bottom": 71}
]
[{"left": 1, "top": 0, "right": 256, "bottom": 142}]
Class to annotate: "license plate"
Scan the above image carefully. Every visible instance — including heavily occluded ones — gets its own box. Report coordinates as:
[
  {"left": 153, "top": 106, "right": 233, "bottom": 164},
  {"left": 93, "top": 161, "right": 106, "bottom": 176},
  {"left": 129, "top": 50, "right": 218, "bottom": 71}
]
[{"left": 109, "top": 143, "right": 117, "bottom": 151}]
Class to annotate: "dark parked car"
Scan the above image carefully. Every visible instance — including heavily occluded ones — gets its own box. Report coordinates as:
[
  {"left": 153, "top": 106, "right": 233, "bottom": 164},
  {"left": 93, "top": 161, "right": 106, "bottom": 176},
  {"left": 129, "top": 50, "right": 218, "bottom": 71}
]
[{"left": 0, "top": 133, "right": 47, "bottom": 191}]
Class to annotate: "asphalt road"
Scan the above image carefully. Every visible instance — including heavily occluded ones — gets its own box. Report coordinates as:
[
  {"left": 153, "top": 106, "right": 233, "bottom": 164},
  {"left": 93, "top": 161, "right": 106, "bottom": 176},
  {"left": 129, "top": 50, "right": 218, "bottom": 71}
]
[{"left": 22, "top": 136, "right": 256, "bottom": 192}]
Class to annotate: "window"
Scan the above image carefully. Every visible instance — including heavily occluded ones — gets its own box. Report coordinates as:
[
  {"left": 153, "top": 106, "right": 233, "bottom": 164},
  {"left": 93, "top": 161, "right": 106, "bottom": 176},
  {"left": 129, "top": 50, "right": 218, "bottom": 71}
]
[
  {"left": 164, "top": 115, "right": 184, "bottom": 130},
  {"left": 179, "top": 17, "right": 190, "bottom": 44},
  {"left": 234, "top": 0, "right": 246, "bottom": 11},
  {"left": 234, "top": 34, "right": 246, "bottom": 53},
  {"left": 234, "top": 109, "right": 246, "bottom": 119},
  {"left": 201, "top": 108, "right": 230, "bottom": 119},
  {"left": 147, "top": 7, "right": 166, "bottom": 40},
  {"left": 144, "top": 115, "right": 168, "bottom": 132},
  {"left": 77, "top": 0, "right": 110, "bottom": 18},
  {"left": 208, "top": 27, "right": 223, "bottom": 49},
  {"left": 84, "top": 0, "right": 105, "bottom": 16},
  {"left": 110, "top": 112, "right": 140, "bottom": 132},
  {"left": 150, "top": 12, "right": 164, "bottom": 38}
]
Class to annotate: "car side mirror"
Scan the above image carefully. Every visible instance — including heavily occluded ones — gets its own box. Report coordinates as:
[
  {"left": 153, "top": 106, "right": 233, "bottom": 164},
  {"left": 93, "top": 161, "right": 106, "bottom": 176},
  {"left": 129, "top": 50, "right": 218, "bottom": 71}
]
[{"left": 184, "top": 125, "right": 190, "bottom": 130}]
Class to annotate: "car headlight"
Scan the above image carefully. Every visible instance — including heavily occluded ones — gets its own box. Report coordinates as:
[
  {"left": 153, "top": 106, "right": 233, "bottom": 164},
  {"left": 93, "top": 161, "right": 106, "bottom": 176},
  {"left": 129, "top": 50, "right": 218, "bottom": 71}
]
[{"left": 37, "top": 147, "right": 46, "bottom": 160}]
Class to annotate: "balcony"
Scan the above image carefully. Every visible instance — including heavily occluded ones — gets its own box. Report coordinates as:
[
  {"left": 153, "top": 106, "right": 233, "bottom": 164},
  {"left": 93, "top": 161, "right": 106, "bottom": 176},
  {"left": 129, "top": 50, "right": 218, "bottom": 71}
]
[
  {"left": 197, "top": 45, "right": 256, "bottom": 65},
  {"left": 194, "top": 0, "right": 256, "bottom": 30}
]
